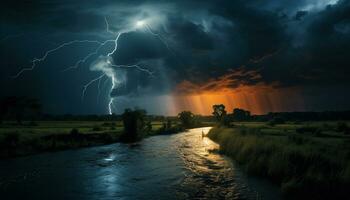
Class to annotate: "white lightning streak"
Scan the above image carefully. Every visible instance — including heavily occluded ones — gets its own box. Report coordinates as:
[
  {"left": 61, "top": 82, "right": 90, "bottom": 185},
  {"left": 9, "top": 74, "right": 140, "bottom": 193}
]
[
  {"left": 81, "top": 74, "right": 105, "bottom": 101},
  {"left": 107, "top": 33, "right": 122, "bottom": 57},
  {"left": 108, "top": 76, "right": 116, "bottom": 115},
  {"left": 13, "top": 40, "right": 104, "bottom": 78},
  {"left": 61, "top": 39, "right": 115, "bottom": 72},
  {"left": 97, "top": 74, "right": 105, "bottom": 103},
  {"left": 145, "top": 24, "right": 172, "bottom": 53},
  {"left": 104, "top": 17, "right": 119, "bottom": 35},
  {"left": 111, "top": 64, "right": 155, "bottom": 76},
  {"left": 12, "top": 17, "right": 168, "bottom": 115}
]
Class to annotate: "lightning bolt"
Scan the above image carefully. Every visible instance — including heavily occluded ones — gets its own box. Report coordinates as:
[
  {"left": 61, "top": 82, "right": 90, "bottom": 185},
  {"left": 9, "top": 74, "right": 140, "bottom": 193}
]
[
  {"left": 104, "top": 17, "right": 118, "bottom": 35},
  {"left": 111, "top": 63, "right": 155, "bottom": 76},
  {"left": 96, "top": 74, "right": 105, "bottom": 103},
  {"left": 108, "top": 75, "right": 116, "bottom": 115},
  {"left": 145, "top": 24, "right": 173, "bottom": 54},
  {"left": 13, "top": 16, "right": 170, "bottom": 115},
  {"left": 81, "top": 74, "right": 105, "bottom": 101},
  {"left": 61, "top": 39, "right": 115, "bottom": 72},
  {"left": 13, "top": 40, "right": 104, "bottom": 78}
]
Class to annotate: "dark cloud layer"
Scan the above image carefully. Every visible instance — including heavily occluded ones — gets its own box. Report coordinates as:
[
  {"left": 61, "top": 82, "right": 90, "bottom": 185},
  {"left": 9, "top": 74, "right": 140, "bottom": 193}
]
[{"left": 1, "top": 0, "right": 350, "bottom": 114}]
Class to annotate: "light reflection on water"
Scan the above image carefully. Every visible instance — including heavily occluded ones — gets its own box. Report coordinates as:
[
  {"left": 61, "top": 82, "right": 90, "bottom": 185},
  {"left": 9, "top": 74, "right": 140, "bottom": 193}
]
[
  {"left": 0, "top": 127, "right": 281, "bottom": 200},
  {"left": 175, "top": 127, "right": 256, "bottom": 199}
]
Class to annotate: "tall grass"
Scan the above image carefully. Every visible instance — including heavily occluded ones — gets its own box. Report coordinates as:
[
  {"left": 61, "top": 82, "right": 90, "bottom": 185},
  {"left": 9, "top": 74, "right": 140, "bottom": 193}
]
[{"left": 207, "top": 127, "right": 350, "bottom": 199}]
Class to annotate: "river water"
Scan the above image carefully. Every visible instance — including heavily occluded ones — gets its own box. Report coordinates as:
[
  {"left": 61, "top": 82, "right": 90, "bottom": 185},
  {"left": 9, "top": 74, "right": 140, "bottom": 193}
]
[{"left": 0, "top": 127, "right": 281, "bottom": 200}]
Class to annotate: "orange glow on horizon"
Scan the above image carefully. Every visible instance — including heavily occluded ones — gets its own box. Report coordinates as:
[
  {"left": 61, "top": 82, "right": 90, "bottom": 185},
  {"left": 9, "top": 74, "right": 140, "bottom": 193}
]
[{"left": 171, "top": 84, "right": 304, "bottom": 115}]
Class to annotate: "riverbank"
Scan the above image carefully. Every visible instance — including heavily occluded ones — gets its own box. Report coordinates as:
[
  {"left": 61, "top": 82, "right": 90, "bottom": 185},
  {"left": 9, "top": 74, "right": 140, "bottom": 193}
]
[
  {"left": 0, "top": 121, "right": 213, "bottom": 159},
  {"left": 207, "top": 125, "right": 350, "bottom": 200},
  {"left": 0, "top": 121, "right": 164, "bottom": 159}
]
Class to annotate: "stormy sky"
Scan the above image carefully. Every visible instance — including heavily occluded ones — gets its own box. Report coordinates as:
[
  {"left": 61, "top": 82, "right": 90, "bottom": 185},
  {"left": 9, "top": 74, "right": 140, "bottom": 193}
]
[{"left": 1, "top": 0, "right": 350, "bottom": 115}]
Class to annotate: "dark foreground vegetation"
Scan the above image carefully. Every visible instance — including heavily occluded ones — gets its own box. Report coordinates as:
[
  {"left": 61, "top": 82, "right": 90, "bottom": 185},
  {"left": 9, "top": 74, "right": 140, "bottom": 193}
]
[
  {"left": 0, "top": 96, "right": 212, "bottom": 158},
  {"left": 0, "top": 121, "right": 123, "bottom": 158},
  {"left": 207, "top": 121, "right": 350, "bottom": 200}
]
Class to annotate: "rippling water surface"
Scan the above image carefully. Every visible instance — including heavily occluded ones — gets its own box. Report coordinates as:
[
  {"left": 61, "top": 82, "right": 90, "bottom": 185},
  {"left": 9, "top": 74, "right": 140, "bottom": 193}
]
[{"left": 0, "top": 127, "right": 281, "bottom": 200}]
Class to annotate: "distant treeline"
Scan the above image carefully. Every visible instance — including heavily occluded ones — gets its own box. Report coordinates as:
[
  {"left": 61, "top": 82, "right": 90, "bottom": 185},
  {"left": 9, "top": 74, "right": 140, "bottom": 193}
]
[
  {"left": 2, "top": 111, "right": 350, "bottom": 122},
  {"left": 256, "top": 111, "right": 350, "bottom": 121},
  {"left": 1, "top": 96, "right": 350, "bottom": 122}
]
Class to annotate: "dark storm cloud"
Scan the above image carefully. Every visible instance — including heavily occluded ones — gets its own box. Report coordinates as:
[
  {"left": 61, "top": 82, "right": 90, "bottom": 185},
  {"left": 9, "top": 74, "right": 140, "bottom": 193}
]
[
  {"left": 166, "top": 15, "right": 214, "bottom": 51},
  {"left": 295, "top": 11, "right": 309, "bottom": 20},
  {"left": 1, "top": 0, "right": 350, "bottom": 114},
  {"left": 254, "top": 0, "right": 350, "bottom": 87},
  {"left": 113, "top": 32, "right": 169, "bottom": 65}
]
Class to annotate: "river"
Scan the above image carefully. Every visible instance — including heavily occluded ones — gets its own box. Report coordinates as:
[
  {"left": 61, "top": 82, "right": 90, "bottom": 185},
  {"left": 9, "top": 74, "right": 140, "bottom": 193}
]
[{"left": 0, "top": 127, "right": 281, "bottom": 200}]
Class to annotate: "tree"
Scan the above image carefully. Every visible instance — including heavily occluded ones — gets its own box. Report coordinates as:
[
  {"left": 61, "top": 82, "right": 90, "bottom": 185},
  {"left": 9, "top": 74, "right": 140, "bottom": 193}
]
[
  {"left": 178, "top": 111, "right": 195, "bottom": 128},
  {"left": 212, "top": 104, "right": 230, "bottom": 126},
  {"left": 166, "top": 117, "right": 172, "bottom": 129},
  {"left": 232, "top": 108, "right": 251, "bottom": 121},
  {"left": 121, "top": 108, "right": 151, "bottom": 142}
]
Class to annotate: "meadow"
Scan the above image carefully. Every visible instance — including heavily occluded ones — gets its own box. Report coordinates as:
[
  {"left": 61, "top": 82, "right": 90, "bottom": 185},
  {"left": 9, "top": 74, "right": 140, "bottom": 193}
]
[
  {"left": 0, "top": 120, "right": 165, "bottom": 158},
  {"left": 207, "top": 121, "right": 350, "bottom": 199}
]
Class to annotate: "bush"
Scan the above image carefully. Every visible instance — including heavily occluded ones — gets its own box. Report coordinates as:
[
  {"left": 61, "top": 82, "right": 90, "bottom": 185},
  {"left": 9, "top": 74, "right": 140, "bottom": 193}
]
[
  {"left": 268, "top": 117, "right": 285, "bottom": 126},
  {"left": 70, "top": 128, "right": 79, "bottom": 136},
  {"left": 92, "top": 125, "right": 102, "bottom": 131},
  {"left": 102, "top": 122, "right": 116, "bottom": 127},
  {"left": 322, "top": 123, "right": 333, "bottom": 131},
  {"left": 336, "top": 122, "right": 349, "bottom": 134},
  {"left": 296, "top": 126, "right": 322, "bottom": 136},
  {"left": 28, "top": 121, "right": 38, "bottom": 126}
]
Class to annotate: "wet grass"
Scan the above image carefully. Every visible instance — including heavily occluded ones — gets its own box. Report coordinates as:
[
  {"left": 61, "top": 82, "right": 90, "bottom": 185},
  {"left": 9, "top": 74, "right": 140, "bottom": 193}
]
[{"left": 207, "top": 121, "right": 350, "bottom": 200}]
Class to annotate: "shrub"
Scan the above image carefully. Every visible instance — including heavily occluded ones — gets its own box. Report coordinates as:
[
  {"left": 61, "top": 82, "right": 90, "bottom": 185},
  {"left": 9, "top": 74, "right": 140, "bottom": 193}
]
[
  {"left": 322, "top": 123, "right": 333, "bottom": 131},
  {"left": 28, "top": 121, "right": 38, "bottom": 126},
  {"left": 293, "top": 120, "right": 303, "bottom": 125},
  {"left": 296, "top": 126, "right": 322, "bottom": 136},
  {"left": 70, "top": 128, "right": 79, "bottom": 136},
  {"left": 268, "top": 117, "right": 285, "bottom": 126},
  {"left": 92, "top": 125, "right": 102, "bottom": 131},
  {"left": 336, "top": 122, "right": 349, "bottom": 134},
  {"left": 102, "top": 122, "right": 116, "bottom": 127}
]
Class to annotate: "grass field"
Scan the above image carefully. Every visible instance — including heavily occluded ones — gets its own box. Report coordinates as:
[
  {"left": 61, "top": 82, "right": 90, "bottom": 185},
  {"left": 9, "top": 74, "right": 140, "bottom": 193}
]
[
  {"left": 0, "top": 120, "right": 165, "bottom": 135},
  {"left": 0, "top": 120, "right": 165, "bottom": 158},
  {"left": 207, "top": 121, "right": 350, "bottom": 200}
]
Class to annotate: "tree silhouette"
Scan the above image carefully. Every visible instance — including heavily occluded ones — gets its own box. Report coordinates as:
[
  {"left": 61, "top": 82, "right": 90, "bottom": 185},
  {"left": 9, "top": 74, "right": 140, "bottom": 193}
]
[
  {"left": 212, "top": 104, "right": 231, "bottom": 126},
  {"left": 232, "top": 108, "right": 251, "bottom": 121},
  {"left": 121, "top": 108, "right": 151, "bottom": 142},
  {"left": 178, "top": 111, "right": 195, "bottom": 128}
]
